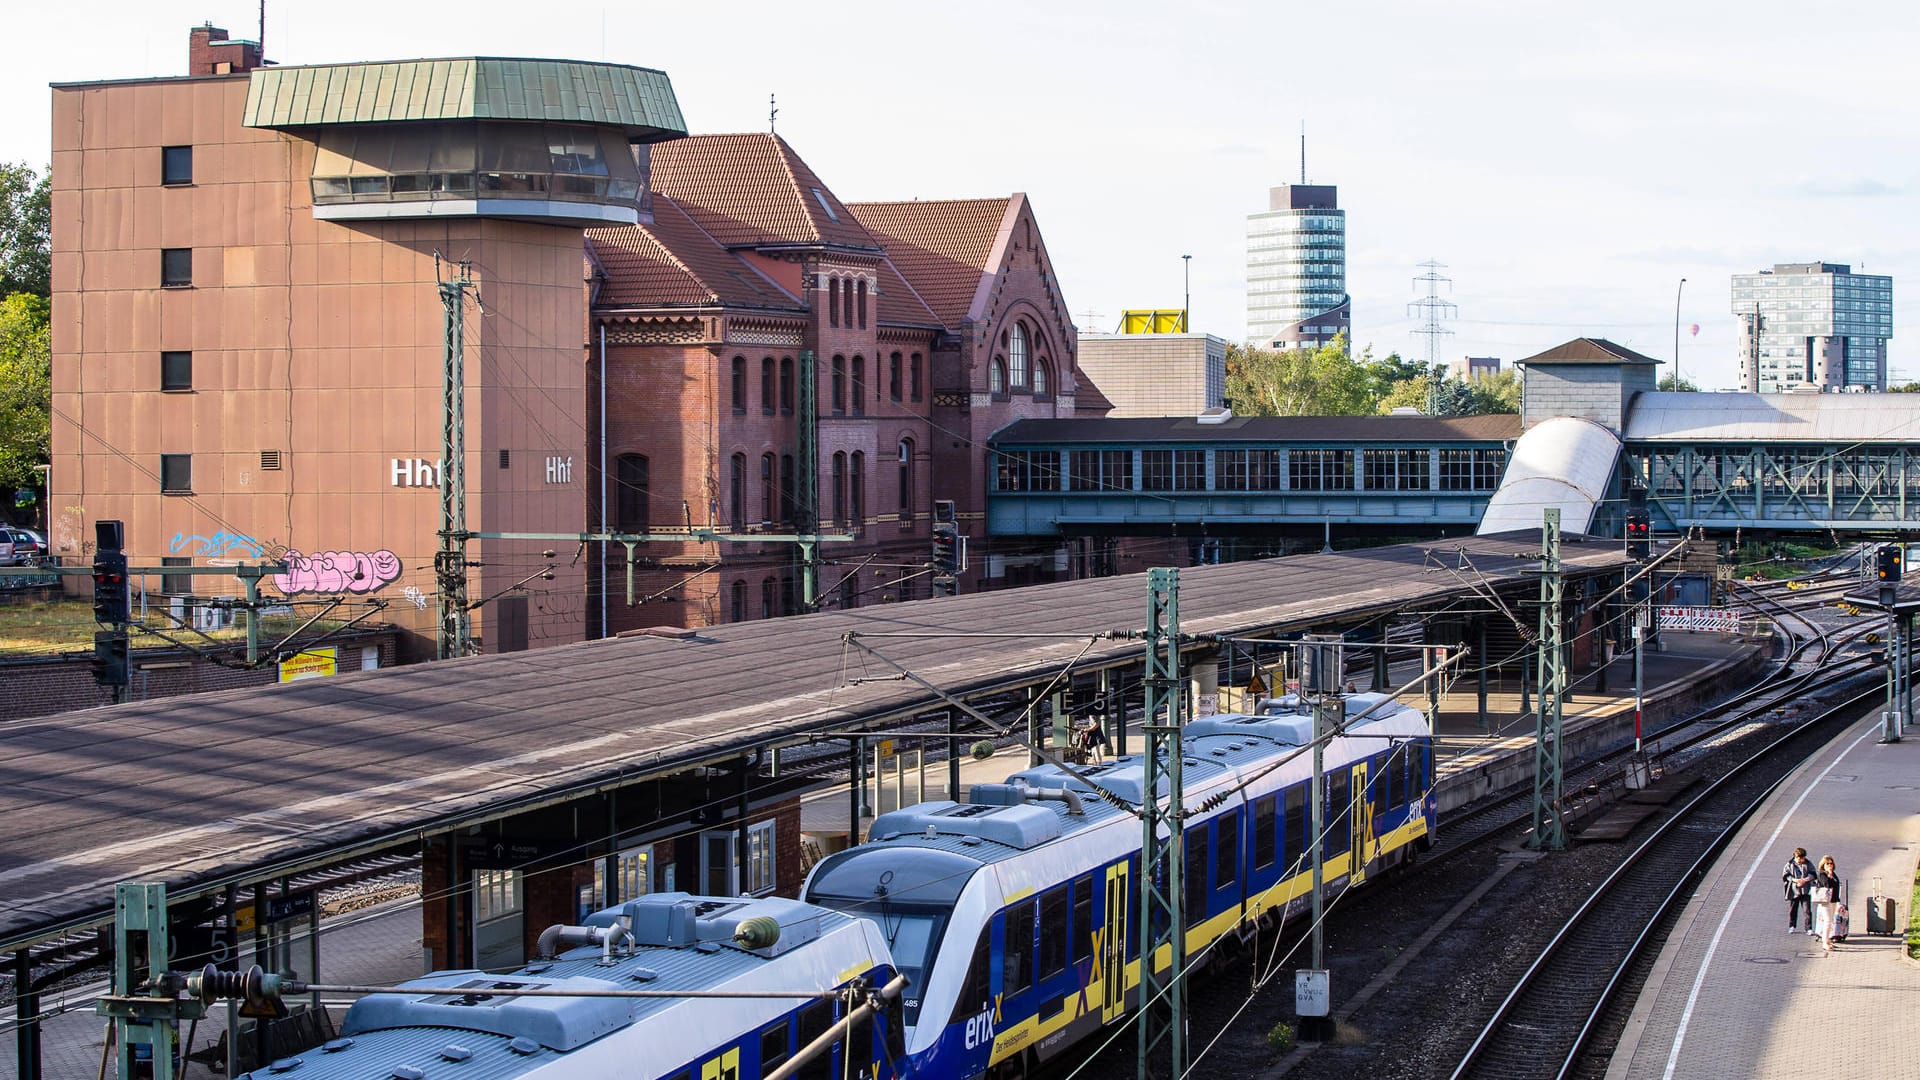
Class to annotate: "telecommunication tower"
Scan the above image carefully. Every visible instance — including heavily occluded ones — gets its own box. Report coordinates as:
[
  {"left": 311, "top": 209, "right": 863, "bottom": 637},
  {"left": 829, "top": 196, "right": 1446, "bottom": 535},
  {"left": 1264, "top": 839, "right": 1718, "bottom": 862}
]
[{"left": 1408, "top": 259, "right": 1457, "bottom": 368}]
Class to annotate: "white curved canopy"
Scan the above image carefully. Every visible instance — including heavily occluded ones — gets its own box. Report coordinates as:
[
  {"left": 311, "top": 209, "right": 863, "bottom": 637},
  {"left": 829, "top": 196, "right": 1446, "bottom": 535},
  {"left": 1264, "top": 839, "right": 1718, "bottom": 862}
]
[{"left": 1477, "top": 416, "right": 1622, "bottom": 535}]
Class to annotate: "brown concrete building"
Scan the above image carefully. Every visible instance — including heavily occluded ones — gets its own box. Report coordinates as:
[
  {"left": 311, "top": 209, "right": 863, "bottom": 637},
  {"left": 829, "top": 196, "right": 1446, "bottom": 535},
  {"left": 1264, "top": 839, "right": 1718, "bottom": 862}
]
[
  {"left": 49, "top": 31, "right": 686, "bottom": 656},
  {"left": 584, "top": 134, "right": 1110, "bottom": 631}
]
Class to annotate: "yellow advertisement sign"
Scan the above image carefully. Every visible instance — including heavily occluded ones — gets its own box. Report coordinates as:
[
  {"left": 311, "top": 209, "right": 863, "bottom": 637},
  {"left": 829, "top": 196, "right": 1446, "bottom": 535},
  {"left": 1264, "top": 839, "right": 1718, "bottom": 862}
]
[
  {"left": 1121, "top": 309, "right": 1188, "bottom": 334},
  {"left": 278, "top": 647, "right": 337, "bottom": 683}
]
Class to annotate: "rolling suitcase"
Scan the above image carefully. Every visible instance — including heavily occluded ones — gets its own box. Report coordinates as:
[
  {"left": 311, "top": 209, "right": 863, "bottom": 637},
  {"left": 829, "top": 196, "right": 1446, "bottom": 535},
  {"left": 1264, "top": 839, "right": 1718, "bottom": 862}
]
[
  {"left": 1831, "top": 879, "right": 1849, "bottom": 944},
  {"left": 1867, "top": 877, "right": 1898, "bottom": 935}
]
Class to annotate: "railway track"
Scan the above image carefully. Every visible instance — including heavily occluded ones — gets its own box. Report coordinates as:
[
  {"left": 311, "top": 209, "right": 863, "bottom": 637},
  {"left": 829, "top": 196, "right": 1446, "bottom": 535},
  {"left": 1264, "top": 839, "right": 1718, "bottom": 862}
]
[
  {"left": 1446, "top": 678, "right": 1883, "bottom": 1080},
  {"left": 1420, "top": 576, "right": 1879, "bottom": 867}
]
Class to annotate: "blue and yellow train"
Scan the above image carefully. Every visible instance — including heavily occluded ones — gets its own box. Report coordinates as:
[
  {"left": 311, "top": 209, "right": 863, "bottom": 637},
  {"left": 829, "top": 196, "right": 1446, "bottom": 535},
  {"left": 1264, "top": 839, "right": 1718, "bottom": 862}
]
[{"left": 804, "top": 691, "right": 1435, "bottom": 1079}]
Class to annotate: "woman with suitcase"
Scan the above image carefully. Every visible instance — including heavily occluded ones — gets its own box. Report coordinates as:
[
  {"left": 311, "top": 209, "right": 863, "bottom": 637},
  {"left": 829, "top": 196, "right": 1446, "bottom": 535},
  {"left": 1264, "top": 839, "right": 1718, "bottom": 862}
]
[{"left": 1811, "top": 855, "right": 1843, "bottom": 952}]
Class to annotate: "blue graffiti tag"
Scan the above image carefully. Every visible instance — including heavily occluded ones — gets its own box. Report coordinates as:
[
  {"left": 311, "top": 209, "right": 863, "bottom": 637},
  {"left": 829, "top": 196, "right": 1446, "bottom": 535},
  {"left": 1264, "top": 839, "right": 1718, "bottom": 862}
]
[{"left": 169, "top": 530, "right": 267, "bottom": 559}]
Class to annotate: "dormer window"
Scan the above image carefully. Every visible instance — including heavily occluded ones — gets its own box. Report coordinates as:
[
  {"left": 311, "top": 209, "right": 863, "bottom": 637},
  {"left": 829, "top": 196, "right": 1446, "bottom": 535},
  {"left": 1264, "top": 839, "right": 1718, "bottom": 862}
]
[{"left": 811, "top": 188, "right": 838, "bottom": 221}]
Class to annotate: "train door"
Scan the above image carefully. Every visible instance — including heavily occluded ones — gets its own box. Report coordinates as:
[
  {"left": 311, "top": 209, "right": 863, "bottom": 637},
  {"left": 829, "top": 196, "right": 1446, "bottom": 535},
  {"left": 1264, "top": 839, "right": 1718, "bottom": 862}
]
[
  {"left": 1349, "top": 763, "right": 1372, "bottom": 885},
  {"left": 1100, "top": 860, "right": 1129, "bottom": 1023}
]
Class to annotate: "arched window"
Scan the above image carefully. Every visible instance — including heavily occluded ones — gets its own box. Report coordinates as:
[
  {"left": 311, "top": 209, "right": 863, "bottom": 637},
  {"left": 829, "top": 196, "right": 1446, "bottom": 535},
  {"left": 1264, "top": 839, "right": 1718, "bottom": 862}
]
[
  {"left": 990, "top": 357, "right": 1007, "bottom": 396},
  {"left": 851, "top": 451, "right": 866, "bottom": 525},
  {"left": 1008, "top": 323, "right": 1029, "bottom": 388},
  {"left": 828, "top": 278, "right": 840, "bottom": 328},
  {"left": 831, "top": 355, "right": 846, "bottom": 414},
  {"left": 910, "top": 354, "right": 923, "bottom": 402},
  {"left": 780, "top": 357, "right": 794, "bottom": 415},
  {"left": 780, "top": 453, "right": 796, "bottom": 524},
  {"left": 832, "top": 452, "right": 848, "bottom": 525},
  {"left": 842, "top": 279, "right": 855, "bottom": 328},
  {"left": 761, "top": 357, "right": 775, "bottom": 416},
  {"left": 731, "top": 356, "right": 746, "bottom": 413},
  {"left": 760, "top": 453, "right": 775, "bottom": 523},
  {"left": 729, "top": 453, "right": 745, "bottom": 528},
  {"left": 762, "top": 576, "right": 776, "bottom": 619},
  {"left": 615, "top": 454, "right": 649, "bottom": 533},
  {"left": 729, "top": 579, "right": 747, "bottom": 622},
  {"left": 1033, "top": 359, "right": 1050, "bottom": 398},
  {"left": 889, "top": 352, "right": 903, "bottom": 401},
  {"left": 897, "top": 438, "right": 915, "bottom": 522},
  {"left": 857, "top": 279, "right": 868, "bottom": 329},
  {"left": 852, "top": 356, "right": 865, "bottom": 415}
]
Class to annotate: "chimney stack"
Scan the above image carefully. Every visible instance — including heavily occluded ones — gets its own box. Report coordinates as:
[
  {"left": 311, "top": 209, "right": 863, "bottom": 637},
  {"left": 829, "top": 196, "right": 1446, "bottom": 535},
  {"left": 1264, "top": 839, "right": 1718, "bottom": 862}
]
[{"left": 188, "top": 23, "right": 263, "bottom": 76}]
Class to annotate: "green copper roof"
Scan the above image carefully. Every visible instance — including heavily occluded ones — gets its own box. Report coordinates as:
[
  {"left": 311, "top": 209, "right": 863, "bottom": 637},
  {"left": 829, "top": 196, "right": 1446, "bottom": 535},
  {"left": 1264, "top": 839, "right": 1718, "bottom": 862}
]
[{"left": 242, "top": 58, "right": 685, "bottom": 138}]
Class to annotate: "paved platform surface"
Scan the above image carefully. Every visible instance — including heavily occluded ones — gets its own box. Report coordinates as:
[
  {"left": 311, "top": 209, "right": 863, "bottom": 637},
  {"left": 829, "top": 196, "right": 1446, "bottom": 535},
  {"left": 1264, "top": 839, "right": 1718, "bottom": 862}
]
[{"left": 1605, "top": 716, "right": 1920, "bottom": 1080}]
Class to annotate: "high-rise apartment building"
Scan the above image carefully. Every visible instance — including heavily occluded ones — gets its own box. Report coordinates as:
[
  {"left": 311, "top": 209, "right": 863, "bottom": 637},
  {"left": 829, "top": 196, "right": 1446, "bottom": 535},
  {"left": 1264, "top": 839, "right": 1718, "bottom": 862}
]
[
  {"left": 1246, "top": 184, "right": 1349, "bottom": 350},
  {"left": 1732, "top": 262, "right": 1893, "bottom": 392}
]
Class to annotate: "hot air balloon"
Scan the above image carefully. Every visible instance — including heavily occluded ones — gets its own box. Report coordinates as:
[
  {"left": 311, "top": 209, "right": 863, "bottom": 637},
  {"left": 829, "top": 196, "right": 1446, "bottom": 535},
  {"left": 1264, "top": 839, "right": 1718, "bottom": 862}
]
[{"left": 1690, "top": 323, "right": 1700, "bottom": 336}]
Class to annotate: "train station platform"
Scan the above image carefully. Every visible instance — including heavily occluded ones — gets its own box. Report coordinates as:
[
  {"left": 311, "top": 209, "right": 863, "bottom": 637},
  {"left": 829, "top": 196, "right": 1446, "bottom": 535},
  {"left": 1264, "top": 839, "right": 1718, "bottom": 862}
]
[{"left": 1605, "top": 716, "right": 1920, "bottom": 1079}]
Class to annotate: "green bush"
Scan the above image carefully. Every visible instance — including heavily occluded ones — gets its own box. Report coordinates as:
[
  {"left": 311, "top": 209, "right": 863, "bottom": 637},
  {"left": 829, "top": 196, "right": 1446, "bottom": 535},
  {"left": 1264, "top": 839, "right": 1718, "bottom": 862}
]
[
  {"left": 1908, "top": 867, "right": 1920, "bottom": 962},
  {"left": 1268, "top": 1021, "right": 1296, "bottom": 1054}
]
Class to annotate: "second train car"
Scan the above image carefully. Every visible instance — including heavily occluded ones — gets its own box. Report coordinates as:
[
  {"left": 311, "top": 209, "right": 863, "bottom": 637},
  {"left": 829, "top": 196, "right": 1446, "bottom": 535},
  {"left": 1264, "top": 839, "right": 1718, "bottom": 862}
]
[{"left": 803, "top": 691, "right": 1435, "bottom": 1079}]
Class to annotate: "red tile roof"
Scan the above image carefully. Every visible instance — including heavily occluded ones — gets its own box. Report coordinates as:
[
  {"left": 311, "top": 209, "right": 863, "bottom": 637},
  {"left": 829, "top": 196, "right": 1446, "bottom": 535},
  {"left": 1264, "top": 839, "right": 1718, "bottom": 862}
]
[
  {"left": 652, "top": 133, "right": 881, "bottom": 251},
  {"left": 588, "top": 196, "right": 803, "bottom": 311},
  {"left": 874, "top": 258, "right": 943, "bottom": 328},
  {"left": 848, "top": 197, "right": 1015, "bottom": 327}
]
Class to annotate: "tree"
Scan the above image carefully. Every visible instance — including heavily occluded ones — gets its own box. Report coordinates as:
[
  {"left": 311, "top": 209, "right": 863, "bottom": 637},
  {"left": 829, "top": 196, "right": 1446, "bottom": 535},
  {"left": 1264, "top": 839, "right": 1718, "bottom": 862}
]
[
  {"left": 1225, "top": 335, "right": 1377, "bottom": 416},
  {"left": 1656, "top": 372, "right": 1700, "bottom": 392},
  {"left": 1464, "top": 369, "right": 1521, "bottom": 414},
  {"left": 0, "top": 162, "right": 51, "bottom": 299},
  {"left": 0, "top": 292, "right": 51, "bottom": 490}
]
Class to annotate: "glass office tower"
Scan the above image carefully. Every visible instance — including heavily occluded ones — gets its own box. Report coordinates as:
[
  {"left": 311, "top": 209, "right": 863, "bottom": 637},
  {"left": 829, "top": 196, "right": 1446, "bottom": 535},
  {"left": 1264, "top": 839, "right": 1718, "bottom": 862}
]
[
  {"left": 1246, "top": 184, "right": 1349, "bottom": 350},
  {"left": 1732, "top": 262, "right": 1893, "bottom": 392}
]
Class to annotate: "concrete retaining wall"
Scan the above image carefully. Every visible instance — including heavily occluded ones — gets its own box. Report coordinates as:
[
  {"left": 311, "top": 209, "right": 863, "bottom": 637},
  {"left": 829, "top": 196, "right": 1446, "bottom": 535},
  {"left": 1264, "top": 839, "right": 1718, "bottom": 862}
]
[{"left": 1436, "top": 638, "right": 1769, "bottom": 813}]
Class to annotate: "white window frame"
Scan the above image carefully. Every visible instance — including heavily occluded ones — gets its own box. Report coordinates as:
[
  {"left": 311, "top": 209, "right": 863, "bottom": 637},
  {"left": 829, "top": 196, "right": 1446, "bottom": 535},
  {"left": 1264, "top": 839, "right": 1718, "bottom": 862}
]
[
  {"left": 1009, "top": 324, "right": 1029, "bottom": 388},
  {"left": 615, "top": 843, "right": 652, "bottom": 902},
  {"left": 473, "top": 868, "right": 523, "bottom": 925},
  {"left": 746, "top": 820, "right": 777, "bottom": 895}
]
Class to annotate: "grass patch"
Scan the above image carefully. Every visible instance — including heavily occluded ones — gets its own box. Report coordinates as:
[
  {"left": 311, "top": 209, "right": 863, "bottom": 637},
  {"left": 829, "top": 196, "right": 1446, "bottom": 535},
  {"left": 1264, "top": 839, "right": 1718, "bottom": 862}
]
[
  {"left": 1909, "top": 865, "right": 1920, "bottom": 962},
  {"left": 0, "top": 598, "right": 345, "bottom": 657}
]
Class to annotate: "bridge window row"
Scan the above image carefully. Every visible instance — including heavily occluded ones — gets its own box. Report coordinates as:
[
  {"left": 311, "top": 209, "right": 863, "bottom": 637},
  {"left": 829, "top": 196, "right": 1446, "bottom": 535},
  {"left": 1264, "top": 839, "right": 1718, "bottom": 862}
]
[
  {"left": 1636, "top": 448, "right": 1920, "bottom": 502},
  {"left": 995, "top": 446, "right": 1506, "bottom": 494}
]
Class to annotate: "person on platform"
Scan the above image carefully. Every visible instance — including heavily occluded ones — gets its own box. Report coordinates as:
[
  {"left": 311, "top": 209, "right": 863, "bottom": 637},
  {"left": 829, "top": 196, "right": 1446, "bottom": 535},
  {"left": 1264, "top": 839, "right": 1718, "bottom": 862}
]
[
  {"left": 1079, "top": 721, "right": 1107, "bottom": 766},
  {"left": 1811, "top": 855, "right": 1843, "bottom": 951},
  {"left": 1782, "top": 848, "right": 1816, "bottom": 934}
]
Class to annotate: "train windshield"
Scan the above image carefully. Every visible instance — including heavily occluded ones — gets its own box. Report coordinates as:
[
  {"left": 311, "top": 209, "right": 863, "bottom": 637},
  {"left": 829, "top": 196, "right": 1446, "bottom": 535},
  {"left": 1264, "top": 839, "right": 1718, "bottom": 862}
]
[{"left": 876, "top": 909, "right": 947, "bottom": 1026}]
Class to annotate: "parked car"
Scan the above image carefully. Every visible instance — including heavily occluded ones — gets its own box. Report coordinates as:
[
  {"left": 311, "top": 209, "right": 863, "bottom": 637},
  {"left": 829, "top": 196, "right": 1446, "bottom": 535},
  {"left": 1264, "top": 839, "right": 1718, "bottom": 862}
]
[
  {"left": 0, "top": 529, "right": 14, "bottom": 567},
  {"left": 7, "top": 527, "right": 45, "bottom": 565}
]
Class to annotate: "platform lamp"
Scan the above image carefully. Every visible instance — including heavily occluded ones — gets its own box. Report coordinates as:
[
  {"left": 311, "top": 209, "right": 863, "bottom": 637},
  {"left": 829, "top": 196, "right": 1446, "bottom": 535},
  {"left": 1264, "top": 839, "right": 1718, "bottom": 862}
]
[
  {"left": 1182, "top": 254, "right": 1192, "bottom": 333},
  {"left": 1673, "top": 277, "right": 1687, "bottom": 390}
]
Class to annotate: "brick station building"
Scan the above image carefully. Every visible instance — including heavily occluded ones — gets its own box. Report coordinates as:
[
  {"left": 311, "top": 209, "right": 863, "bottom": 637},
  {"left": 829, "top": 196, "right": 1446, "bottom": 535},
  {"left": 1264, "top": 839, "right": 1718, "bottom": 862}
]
[
  {"left": 48, "top": 26, "right": 1109, "bottom": 658},
  {"left": 585, "top": 133, "right": 1108, "bottom": 632},
  {"left": 48, "top": 29, "right": 687, "bottom": 656}
]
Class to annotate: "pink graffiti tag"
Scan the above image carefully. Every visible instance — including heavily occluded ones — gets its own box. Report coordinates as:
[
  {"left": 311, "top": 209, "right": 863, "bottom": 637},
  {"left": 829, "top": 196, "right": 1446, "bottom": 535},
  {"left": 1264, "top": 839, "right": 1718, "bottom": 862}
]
[{"left": 272, "top": 549, "right": 404, "bottom": 595}]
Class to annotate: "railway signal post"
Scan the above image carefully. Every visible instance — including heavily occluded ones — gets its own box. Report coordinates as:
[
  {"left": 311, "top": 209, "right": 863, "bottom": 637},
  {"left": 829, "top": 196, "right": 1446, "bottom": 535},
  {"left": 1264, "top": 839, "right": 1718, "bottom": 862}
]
[{"left": 1877, "top": 543, "right": 1909, "bottom": 743}]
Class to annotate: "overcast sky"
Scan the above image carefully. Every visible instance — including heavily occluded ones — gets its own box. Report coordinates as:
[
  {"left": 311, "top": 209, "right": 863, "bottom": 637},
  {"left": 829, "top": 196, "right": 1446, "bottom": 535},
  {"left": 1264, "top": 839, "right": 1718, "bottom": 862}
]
[{"left": 8, "top": 1, "right": 1918, "bottom": 389}]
